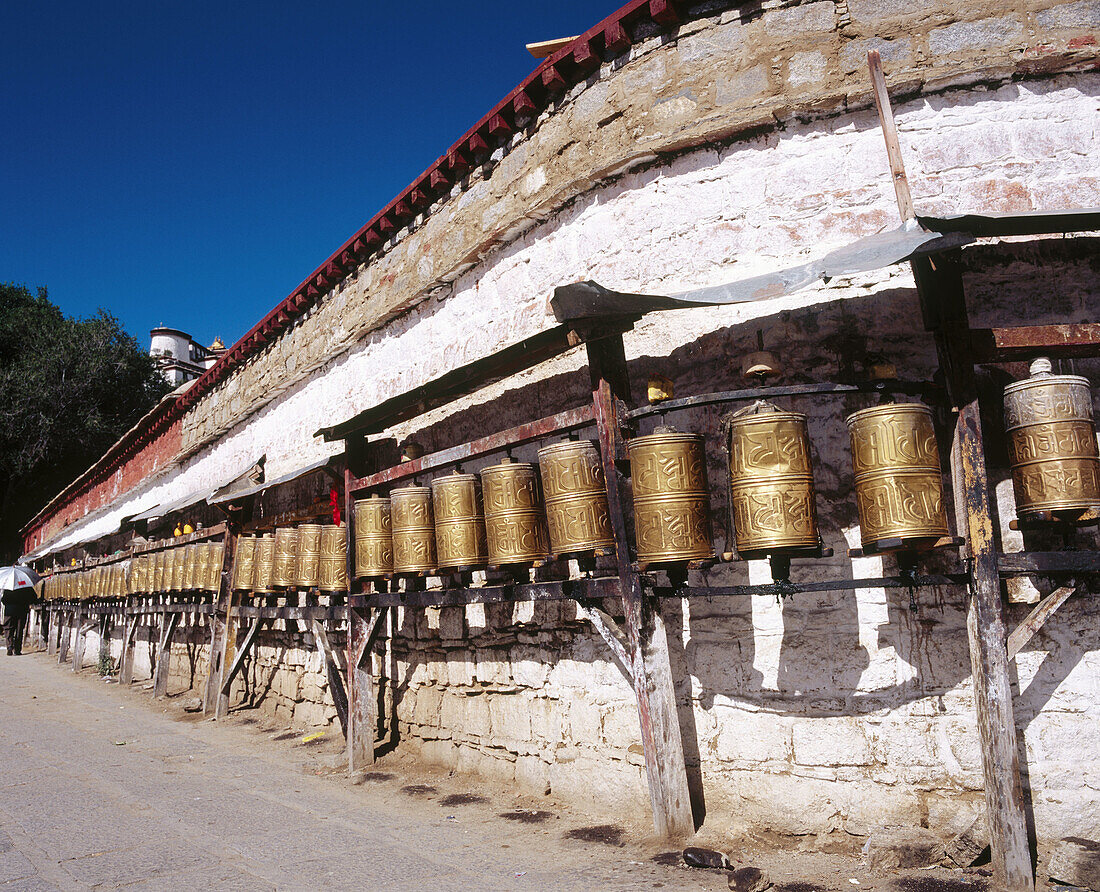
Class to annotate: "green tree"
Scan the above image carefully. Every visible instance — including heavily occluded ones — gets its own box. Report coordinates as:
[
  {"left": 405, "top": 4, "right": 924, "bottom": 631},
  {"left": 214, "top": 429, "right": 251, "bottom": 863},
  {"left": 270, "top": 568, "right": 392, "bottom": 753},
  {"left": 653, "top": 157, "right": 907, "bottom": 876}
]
[{"left": 0, "top": 283, "right": 169, "bottom": 561}]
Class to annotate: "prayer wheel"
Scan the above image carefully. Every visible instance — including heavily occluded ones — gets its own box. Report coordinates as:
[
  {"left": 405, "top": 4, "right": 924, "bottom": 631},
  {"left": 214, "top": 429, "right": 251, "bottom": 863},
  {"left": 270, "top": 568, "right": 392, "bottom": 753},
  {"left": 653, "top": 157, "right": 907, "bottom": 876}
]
[
  {"left": 391, "top": 486, "right": 437, "bottom": 575},
  {"left": 1004, "top": 358, "right": 1100, "bottom": 519},
  {"left": 847, "top": 402, "right": 949, "bottom": 551},
  {"left": 182, "top": 545, "right": 198, "bottom": 590},
  {"left": 232, "top": 536, "right": 255, "bottom": 591},
  {"left": 295, "top": 524, "right": 322, "bottom": 588},
  {"left": 629, "top": 431, "right": 714, "bottom": 565},
  {"left": 272, "top": 528, "right": 299, "bottom": 588},
  {"left": 726, "top": 404, "right": 820, "bottom": 557},
  {"left": 195, "top": 544, "right": 210, "bottom": 593},
  {"left": 128, "top": 557, "right": 140, "bottom": 595},
  {"left": 352, "top": 498, "right": 393, "bottom": 579},
  {"left": 481, "top": 460, "right": 549, "bottom": 566},
  {"left": 537, "top": 440, "right": 615, "bottom": 556},
  {"left": 170, "top": 547, "right": 186, "bottom": 591},
  {"left": 151, "top": 552, "right": 164, "bottom": 593},
  {"left": 252, "top": 534, "right": 276, "bottom": 594},
  {"left": 431, "top": 474, "right": 487, "bottom": 571},
  {"left": 318, "top": 525, "right": 348, "bottom": 592},
  {"left": 205, "top": 542, "right": 225, "bottom": 592}
]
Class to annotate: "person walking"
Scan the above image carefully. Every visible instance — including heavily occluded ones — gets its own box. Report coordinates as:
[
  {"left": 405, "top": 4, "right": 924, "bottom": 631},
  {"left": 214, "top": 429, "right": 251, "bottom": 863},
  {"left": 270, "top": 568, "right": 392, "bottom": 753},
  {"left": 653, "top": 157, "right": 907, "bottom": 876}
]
[{"left": 0, "top": 566, "right": 40, "bottom": 656}]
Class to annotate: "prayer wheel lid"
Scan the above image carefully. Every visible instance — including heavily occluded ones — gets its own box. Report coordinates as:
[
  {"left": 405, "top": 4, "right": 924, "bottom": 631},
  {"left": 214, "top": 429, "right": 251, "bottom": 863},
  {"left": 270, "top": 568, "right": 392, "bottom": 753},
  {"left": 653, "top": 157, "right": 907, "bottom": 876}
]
[
  {"left": 845, "top": 400, "right": 931, "bottom": 425},
  {"left": 1005, "top": 356, "right": 1090, "bottom": 394}
]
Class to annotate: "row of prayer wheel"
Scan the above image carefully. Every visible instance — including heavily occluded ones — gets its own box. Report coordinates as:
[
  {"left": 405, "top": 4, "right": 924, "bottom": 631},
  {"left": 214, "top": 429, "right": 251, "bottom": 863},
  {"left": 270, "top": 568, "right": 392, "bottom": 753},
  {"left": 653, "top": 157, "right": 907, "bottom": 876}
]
[
  {"left": 354, "top": 442, "right": 616, "bottom": 577},
  {"left": 231, "top": 524, "right": 349, "bottom": 592},
  {"left": 41, "top": 541, "right": 226, "bottom": 600}
]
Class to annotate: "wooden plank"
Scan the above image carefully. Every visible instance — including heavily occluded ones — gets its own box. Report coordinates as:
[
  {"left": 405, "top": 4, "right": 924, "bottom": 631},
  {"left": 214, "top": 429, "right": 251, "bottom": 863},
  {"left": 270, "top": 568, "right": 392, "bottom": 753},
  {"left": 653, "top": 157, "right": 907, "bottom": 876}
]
[
  {"left": 152, "top": 612, "right": 179, "bottom": 699},
  {"left": 348, "top": 405, "right": 596, "bottom": 493},
  {"left": 999, "top": 551, "right": 1100, "bottom": 575},
  {"left": 971, "top": 324, "right": 1100, "bottom": 361},
  {"left": 347, "top": 606, "right": 384, "bottom": 772},
  {"left": 317, "top": 319, "right": 635, "bottom": 441},
  {"left": 312, "top": 620, "right": 349, "bottom": 737},
  {"left": 119, "top": 616, "right": 140, "bottom": 685},
  {"left": 867, "top": 50, "right": 915, "bottom": 221},
  {"left": 359, "top": 576, "right": 620, "bottom": 608},
  {"left": 924, "top": 254, "right": 1034, "bottom": 892},
  {"left": 220, "top": 619, "right": 263, "bottom": 695},
  {"left": 72, "top": 619, "right": 95, "bottom": 672},
  {"left": 574, "top": 601, "right": 632, "bottom": 679},
  {"left": 202, "top": 533, "right": 239, "bottom": 717},
  {"left": 57, "top": 609, "right": 72, "bottom": 663},
  {"left": 46, "top": 607, "right": 58, "bottom": 656},
  {"left": 587, "top": 335, "right": 694, "bottom": 840},
  {"left": 526, "top": 35, "right": 577, "bottom": 58},
  {"left": 1007, "top": 586, "right": 1076, "bottom": 659}
]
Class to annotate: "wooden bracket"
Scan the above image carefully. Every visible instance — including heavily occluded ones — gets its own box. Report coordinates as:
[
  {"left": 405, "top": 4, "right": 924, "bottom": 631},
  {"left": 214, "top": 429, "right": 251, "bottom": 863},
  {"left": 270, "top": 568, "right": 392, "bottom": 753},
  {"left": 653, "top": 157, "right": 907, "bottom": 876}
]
[
  {"left": 119, "top": 616, "right": 140, "bottom": 685},
  {"left": 347, "top": 606, "right": 385, "bottom": 772},
  {"left": 1007, "top": 586, "right": 1076, "bottom": 659},
  {"left": 221, "top": 618, "right": 264, "bottom": 696},
  {"left": 575, "top": 599, "right": 632, "bottom": 681},
  {"left": 152, "top": 612, "right": 180, "bottom": 699},
  {"left": 312, "top": 619, "right": 348, "bottom": 737}
]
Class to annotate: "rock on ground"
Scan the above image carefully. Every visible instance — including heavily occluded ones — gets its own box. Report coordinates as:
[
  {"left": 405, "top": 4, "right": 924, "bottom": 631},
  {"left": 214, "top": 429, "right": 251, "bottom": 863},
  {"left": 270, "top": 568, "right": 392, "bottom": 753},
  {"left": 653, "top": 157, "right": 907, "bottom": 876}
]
[
  {"left": 1049, "top": 837, "right": 1100, "bottom": 891},
  {"left": 864, "top": 828, "right": 947, "bottom": 870}
]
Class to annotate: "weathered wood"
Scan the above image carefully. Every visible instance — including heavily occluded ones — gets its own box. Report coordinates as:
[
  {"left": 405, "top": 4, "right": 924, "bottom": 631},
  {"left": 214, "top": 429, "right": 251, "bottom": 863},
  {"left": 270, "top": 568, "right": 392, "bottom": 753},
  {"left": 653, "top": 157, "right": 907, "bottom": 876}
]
[
  {"left": 926, "top": 254, "right": 1035, "bottom": 892},
  {"left": 346, "top": 605, "right": 384, "bottom": 771},
  {"left": 220, "top": 618, "right": 263, "bottom": 695},
  {"left": 46, "top": 607, "right": 58, "bottom": 655},
  {"left": 57, "top": 610, "right": 72, "bottom": 663},
  {"left": 999, "top": 551, "right": 1100, "bottom": 576},
  {"left": 1007, "top": 586, "right": 1076, "bottom": 660},
  {"left": 152, "top": 612, "right": 180, "bottom": 699},
  {"left": 867, "top": 50, "right": 915, "bottom": 221},
  {"left": 71, "top": 620, "right": 95, "bottom": 672},
  {"left": 588, "top": 335, "right": 694, "bottom": 840},
  {"left": 312, "top": 620, "right": 348, "bottom": 737},
  {"left": 971, "top": 323, "right": 1100, "bottom": 361},
  {"left": 119, "top": 615, "right": 140, "bottom": 685},
  {"left": 575, "top": 601, "right": 632, "bottom": 680},
  {"left": 202, "top": 534, "right": 239, "bottom": 718}
]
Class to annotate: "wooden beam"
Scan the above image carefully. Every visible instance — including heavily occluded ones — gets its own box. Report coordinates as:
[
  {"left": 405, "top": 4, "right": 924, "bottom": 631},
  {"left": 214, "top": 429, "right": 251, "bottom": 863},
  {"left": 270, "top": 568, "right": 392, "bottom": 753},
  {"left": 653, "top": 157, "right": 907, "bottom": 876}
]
[
  {"left": 57, "top": 609, "right": 72, "bottom": 663},
  {"left": 347, "top": 605, "right": 384, "bottom": 772},
  {"left": 526, "top": 35, "right": 577, "bottom": 58},
  {"left": 587, "top": 335, "right": 694, "bottom": 840},
  {"left": 1007, "top": 586, "right": 1076, "bottom": 659},
  {"left": 152, "top": 612, "right": 179, "bottom": 699},
  {"left": 220, "top": 618, "right": 263, "bottom": 695},
  {"left": 575, "top": 601, "right": 631, "bottom": 680},
  {"left": 119, "top": 616, "right": 140, "bottom": 685},
  {"left": 1000, "top": 551, "right": 1100, "bottom": 575},
  {"left": 867, "top": 50, "right": 915, "bottom": 222},
  {"left": 203, "top": 534, "right": 239, "bottom": 717},
  {"left": 311, "top": 621, "right": 348, "bottom": 736},
  {"left": 971, "top": 324, "right": 1100, "bottom": 362}
]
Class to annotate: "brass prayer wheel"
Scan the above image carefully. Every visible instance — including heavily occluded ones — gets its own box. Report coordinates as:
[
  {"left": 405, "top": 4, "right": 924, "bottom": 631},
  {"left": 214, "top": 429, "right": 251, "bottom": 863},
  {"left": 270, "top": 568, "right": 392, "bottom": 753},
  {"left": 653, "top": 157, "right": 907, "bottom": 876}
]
[
  {"left": 726, "top": 404, "right": 819, "bottom": 556},
  {"left": 168, "top": 548, "right": 183, "bottom": 591},
  {"left": 431, "top": 474, "right": 487, "bottom": 571},
  {"left": 182, "top": 545, "right": 198, "bottom": 590},
  {"left": 628, "top": 431, "right": 714, "bottom": 565},
  {"left": 232, "top": 536, "right": 256, "bottom": 591},
  {"left": 205, "top": 542, "right": 225, "bottom": 592},
  {"left": 352, "top": 498, "right": 393, "bottom": 579},
  {"left": 537, "top": 440, "right": 615, "bottom": 556},
  {"left": 391, "top": 486, "right": 437, "bottom": 574},
  {"left": 481, "top": 460, "right": 549, "bottom": 566},
  {"left": 295, "top": 524, "right": 322, "bottom": 588},
  {"left": 272, "top": 528, "right": 299, "bottom": 588},
  {"left": 252, "top": 534, "right": 276, "bottom": 594},
  {"left": 194, "top": 544, "right": 210, "bottom": 592},
  {"left": 1004, "top": 358, "right": 1100, "bottom": 519},
  {"left": 151, "top": 552, "right": 164, "bottom": 593},
  {"left": 318, "top": 524, "right": 349, "bottom": 591},
  {"left": 847, "top": 402, "right": 950, "bottom": 551}
]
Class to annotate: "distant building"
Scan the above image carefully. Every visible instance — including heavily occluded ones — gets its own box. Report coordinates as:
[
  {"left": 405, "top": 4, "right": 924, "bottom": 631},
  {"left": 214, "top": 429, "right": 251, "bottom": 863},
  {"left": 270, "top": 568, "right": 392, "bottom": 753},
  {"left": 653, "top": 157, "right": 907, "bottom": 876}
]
[{"left": 149, "top": 328, "right": 225, "bottom": 386}]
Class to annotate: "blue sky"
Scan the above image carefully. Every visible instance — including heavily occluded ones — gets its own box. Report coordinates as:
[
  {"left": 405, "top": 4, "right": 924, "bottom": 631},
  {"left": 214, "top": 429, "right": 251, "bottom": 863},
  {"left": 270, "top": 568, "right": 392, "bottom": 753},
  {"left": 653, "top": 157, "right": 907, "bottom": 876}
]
[{"left": 1, "top": 1, "right": 609, "bottom": 350}]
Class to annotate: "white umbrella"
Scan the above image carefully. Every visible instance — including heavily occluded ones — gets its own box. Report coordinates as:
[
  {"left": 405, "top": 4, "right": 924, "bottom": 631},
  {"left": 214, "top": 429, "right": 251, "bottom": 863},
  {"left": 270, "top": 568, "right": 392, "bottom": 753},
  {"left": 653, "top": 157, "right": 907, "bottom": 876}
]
[{"left": 0, "top": 566, "right": 40, "bottom": 592}]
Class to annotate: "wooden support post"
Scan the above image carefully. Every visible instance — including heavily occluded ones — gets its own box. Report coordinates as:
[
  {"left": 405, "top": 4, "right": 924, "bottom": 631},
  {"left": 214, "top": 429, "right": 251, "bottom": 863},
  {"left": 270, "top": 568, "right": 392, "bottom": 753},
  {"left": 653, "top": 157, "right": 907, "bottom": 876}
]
[
  {"left": 312, "top": 620, "right": 349, "bottom": 737},
  {"left": 221, "top": 618, "right": 263, "bottom": 695},
  {"left": 119, "top": 614, "right": 140, "bottom": 685},
  {"left": 203, "top": 534, "right": 239, "bottom": 717},
  {"left": 587, "top": 334, "right": 694, "bottom": 840},
  {"left": 867, "top": 50, "right": 915, "bottom": 222},
  {"left": 923, "top": 253, "right": 1035, "bottom": 892},
  {"left": 58, "top": 609, "right": 72, "bottom": 663},
  {"left": 72, "top": 618, "right": 95, "bottom": 672},
  {"left": 153, "top": 612, "right": 179, "bottom": 700},
  {"left": 347, "top": 605, "right": 385, "bottom": 772},
  {"left": 46, "top": 607, "right": 58, "bottom": 656}
]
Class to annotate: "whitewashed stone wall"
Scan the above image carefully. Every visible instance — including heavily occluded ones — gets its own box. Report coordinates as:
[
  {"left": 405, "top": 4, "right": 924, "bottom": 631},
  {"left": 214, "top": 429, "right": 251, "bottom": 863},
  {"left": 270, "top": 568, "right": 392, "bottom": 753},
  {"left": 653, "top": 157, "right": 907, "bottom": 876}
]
[{"left": 40, "top": 5, "right": 1100, "bottom": 854}]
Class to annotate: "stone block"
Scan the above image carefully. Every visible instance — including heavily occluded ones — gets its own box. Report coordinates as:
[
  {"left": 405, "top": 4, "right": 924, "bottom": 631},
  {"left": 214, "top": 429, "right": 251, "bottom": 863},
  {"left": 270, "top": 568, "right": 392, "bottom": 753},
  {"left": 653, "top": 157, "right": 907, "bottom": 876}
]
[
  {"left": 928, "top": 17, "right": 1024, "bottom": 56},
  {"left": 412, "top": 685, "right": 443, "bottom": 728},
  {"left": 1038, "top": 0, "right": 1100, "bottom": 29},
  {"left": 515, "top": 755, "right": 550, "bottom": 794},
  {"left": 569, "top": 697, "right": 603, "bottom": 745},
  {"left": 438, "top": 606, "right": 464, "bottom": 640},
  {"left": 601, "top": 704, "right": 640, "bottom": 749},
  {"left": 793, "top": 718, "right": 873, "bottom": 767},
  {"left": 788, "top": 51, "right": 829, "bottom": 87},
  {"left": 714, "top": 709, "right": 792, "bottom": 763},
  {"left": 763, "top": 2, "right": 835, "bottom": 34},
  {"left": 863, "top": 827, "right": 946, "bottom": 869},
  {"left": 715, "top": 65, "right": 770, "bottom": 105},
  {"left": 489, "top": 694, "right": 531, "bottom": 745},
  {"left": 847, "top": 0, "right": 937, "bottom": 21},
  {"left": 1049, "top": 837, "right": 1100, "bottom": 890},
  {"left": 840, "top": 37, "right": 913, "bottom": 73},
  {"left": 463, "top": 694, "right": 492, "bottom": 739}
]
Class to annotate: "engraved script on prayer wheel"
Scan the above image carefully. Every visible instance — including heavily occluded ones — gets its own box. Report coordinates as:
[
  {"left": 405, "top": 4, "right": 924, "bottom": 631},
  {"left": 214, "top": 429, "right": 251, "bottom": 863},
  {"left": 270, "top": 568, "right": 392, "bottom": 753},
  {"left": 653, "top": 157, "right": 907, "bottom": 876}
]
[
  {"left": 391, "top": 486, "right": 437, "bottom": 574},
  {"left": 151, "top": 552, "right": 164, "bottom": 593},
  {"left": 232, "top": 536, "right": 256, "bottom": 591},
  {"left": 182, "top": 545, "right": 198, "bottom": 590},
  {"left": 318, "top": 525, "right": 349, "bottom": 591},
  {"left": 846, "top": 403, "right": 949, "bottom": 551},
  {"left": 353, "top": 497, "right": 393, "bottom": 578},
  {"left": 252, "top": 534, "right": 276, "bottom": 594},
  {"left": 1004, "top": 358, "right": 1100, "bottom": 519},
  {"left": 207, "top": 542, "right": 225, "bottom": 592},
  {"left": 726, "top": 404, "right": 819, "bottom": 556},
  {"left": 537, "top": 440, "right": 615, "bottom": 556},
  {"left": 170, "top": 547, "right": 186, "bottom": 591},
  {"left": 431, "top": 474, "right": 487, "bottom": 571},
  {"left": 295, "top": 524, "right": 322, "bottom": 588},
  {"left": 272, "top": 528, "right": 299, "bottom": 588},
  {"left": 481, "top": 460, "right": 549, "bottom": 566},
  {"left": 194, "top": 545, "right": 209, "bottom": 592},
  {"left": 628, "top": 431, "right": 714, "bottom": 564}
]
